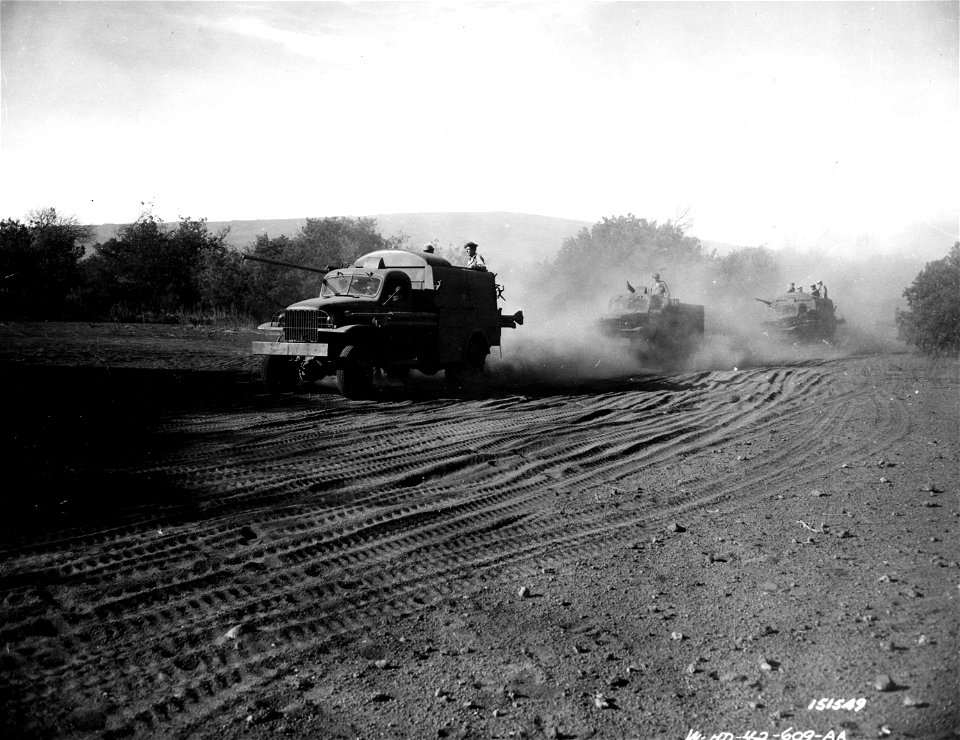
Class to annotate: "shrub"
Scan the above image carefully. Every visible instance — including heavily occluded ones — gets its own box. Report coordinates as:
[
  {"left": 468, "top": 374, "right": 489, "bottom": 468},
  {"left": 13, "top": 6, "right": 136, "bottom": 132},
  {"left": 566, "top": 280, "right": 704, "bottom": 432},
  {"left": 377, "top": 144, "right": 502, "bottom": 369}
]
[
  {"left": 0, "top": 208, "right": 90, "bottom": 318},
  {"left": 895, "top": 242, "right": 960, "bottom": 356}
]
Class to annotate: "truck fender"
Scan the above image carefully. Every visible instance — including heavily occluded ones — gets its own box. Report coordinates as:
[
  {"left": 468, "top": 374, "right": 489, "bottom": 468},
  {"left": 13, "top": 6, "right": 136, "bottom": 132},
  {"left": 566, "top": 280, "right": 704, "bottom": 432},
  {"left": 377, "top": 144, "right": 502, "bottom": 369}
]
[{"left": 336, "top": 324, "right": 377, "bottom": 344}]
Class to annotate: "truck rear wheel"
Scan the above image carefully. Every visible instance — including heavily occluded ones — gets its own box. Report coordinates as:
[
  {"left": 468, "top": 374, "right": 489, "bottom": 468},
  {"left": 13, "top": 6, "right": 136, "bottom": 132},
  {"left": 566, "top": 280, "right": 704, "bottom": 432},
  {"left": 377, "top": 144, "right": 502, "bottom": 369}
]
[
  {"left": 464, "top": 335, "right": 489, "bottom": 372},
  {"left": 336, "top": 345, "right": 374, "bottom": 399},
  {"left": 261, "top": 355, "right": 299, "bottom": 392},
  {"left": 445, "top": 336, "right": 488, "bottom": 389}
]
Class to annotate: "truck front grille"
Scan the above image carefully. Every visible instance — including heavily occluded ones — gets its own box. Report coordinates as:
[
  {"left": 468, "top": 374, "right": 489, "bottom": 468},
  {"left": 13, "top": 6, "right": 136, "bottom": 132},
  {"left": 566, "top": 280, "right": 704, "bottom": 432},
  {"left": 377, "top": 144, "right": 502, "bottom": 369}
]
[{"left": 283, "top": 308, "right": 319, "bottom": 343}]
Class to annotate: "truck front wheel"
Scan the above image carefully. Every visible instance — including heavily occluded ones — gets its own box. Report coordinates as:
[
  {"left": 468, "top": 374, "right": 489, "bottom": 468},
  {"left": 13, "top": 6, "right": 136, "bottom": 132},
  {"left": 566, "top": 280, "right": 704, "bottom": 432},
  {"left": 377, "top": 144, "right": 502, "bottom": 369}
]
[{"left": 336, "top": 345, "right": 374, "bottom": 399}]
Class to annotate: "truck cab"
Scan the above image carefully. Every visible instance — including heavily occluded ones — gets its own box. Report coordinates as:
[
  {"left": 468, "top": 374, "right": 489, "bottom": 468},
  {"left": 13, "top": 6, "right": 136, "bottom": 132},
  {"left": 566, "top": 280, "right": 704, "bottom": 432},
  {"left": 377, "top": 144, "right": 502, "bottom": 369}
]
[{"left": 251, "top": 249, "right": 522, "bottom": 398}]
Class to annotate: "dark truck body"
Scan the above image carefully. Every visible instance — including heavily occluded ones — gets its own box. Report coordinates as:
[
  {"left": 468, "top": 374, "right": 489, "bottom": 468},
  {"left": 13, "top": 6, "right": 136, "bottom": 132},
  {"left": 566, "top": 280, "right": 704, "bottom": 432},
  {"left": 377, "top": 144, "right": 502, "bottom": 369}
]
[
  {"left": 757, "top": 291, "right": 841, "bottom": 341},
  {"left": 598, "top": 292, "right": 705, "bottom": 359},
  {"left": 249, "top": 249, "right": 522, "bottom": 398}
]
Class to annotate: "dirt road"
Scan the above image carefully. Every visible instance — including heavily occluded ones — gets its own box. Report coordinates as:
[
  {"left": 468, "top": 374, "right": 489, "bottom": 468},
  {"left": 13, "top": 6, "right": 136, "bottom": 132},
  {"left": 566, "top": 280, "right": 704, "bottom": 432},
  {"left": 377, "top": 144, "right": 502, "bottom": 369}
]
[{"left": 0, "top": 323, "right": 956, "bottom": 739}]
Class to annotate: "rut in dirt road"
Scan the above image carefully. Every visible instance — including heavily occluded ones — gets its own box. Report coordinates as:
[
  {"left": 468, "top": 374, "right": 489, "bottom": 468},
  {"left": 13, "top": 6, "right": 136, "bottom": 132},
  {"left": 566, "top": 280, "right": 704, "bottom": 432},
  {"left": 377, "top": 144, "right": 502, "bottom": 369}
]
[{"left": 0, "top": 358, "right": 913, "bottom": 736}]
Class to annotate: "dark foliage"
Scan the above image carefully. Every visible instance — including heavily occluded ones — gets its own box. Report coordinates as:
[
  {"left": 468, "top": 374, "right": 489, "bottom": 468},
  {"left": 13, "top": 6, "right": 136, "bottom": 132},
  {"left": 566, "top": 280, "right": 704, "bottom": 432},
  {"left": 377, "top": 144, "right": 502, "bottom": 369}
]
[
  {"left": 0, "top": 208, "right": 91, "bottom": 318},
  {"left": 78, "top": 213, "right": 229, "bottom": 320},
  {"left": 895, "top": 242, "right": 960, "bottom": 356},
  {"left": 196, "top": 248, "right": 256, "bottom": 317}
]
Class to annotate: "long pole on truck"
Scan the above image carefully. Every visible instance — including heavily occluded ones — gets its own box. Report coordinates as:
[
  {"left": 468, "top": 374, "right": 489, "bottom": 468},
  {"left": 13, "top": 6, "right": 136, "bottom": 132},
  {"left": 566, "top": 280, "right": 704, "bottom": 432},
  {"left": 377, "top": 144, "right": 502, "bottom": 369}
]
[{"left": 241, "top": 253, "right": 332, "bottom": 274}]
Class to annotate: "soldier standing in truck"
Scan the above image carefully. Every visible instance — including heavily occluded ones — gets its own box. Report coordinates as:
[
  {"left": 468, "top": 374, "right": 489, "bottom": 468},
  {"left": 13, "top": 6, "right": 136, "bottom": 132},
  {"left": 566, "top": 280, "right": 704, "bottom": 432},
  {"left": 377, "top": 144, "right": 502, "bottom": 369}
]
[
  {"left": 464, "top": 242, "right": 487, "bottom": 271},
  {"left": 651, "top": 272, "right": 670, "bottom": 299}
]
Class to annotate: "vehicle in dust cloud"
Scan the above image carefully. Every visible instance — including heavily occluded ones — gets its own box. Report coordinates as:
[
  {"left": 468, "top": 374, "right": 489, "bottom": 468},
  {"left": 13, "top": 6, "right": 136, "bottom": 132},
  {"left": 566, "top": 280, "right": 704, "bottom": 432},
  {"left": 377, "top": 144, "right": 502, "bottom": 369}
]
[
  {"left": 755, "top": 285, "right": 843, "bottom": 341},
  {"left": 246, "top": 249, "right": 524, "bottom": 399},
  {"left": 598, "top": 283, "right": 705, "bottom": 361}
]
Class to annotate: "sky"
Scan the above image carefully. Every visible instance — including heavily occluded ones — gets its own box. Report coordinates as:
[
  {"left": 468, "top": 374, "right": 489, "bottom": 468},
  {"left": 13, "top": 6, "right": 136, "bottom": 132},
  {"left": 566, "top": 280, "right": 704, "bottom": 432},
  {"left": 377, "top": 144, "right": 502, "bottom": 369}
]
[{"left": 1, "top": 1, "right": 958, "bottom": 255}]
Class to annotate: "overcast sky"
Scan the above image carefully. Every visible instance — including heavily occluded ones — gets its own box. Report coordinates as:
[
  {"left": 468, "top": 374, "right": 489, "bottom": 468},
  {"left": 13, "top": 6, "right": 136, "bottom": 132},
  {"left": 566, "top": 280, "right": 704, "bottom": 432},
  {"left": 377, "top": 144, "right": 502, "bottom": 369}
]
[{"left": 1, "top": 1, "right": 957, "bottom": 254}]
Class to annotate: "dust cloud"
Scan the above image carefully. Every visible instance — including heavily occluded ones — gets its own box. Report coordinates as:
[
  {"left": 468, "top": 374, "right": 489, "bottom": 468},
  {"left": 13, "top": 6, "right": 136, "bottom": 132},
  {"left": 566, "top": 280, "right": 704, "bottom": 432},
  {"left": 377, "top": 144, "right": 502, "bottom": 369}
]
[{"left": 487, "top": 244, "right": 930, "bottom": 385}]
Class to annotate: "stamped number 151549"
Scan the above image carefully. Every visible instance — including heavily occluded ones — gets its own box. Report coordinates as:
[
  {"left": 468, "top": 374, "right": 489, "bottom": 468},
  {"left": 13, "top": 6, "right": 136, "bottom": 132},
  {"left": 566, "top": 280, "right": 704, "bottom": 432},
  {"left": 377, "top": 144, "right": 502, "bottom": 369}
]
[{"left": 807, "top": 698, "right": 866, "bottom": 712}]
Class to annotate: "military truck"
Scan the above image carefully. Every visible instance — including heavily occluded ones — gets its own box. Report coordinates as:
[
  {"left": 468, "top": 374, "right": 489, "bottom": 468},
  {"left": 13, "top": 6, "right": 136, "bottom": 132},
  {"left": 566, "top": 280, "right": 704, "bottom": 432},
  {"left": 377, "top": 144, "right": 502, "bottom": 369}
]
[
  {"left": 247, "top": 249, "right": 523, "bottom": 398},
  {"left": 756, "top": 287, "right": 842, "bottom": 341},
  {"left": 598, "top": 284, "right": 705, "bottom": 360}
]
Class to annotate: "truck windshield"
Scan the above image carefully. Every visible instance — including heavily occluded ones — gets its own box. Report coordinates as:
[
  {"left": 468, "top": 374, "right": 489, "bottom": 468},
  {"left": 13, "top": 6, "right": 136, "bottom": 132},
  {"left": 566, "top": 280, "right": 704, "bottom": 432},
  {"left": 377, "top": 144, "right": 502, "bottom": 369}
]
[
  {"left": 321, "top": 274, "right": 382, "bottom": 298},
  {"left": 775, "top": 301, "right": 814, "bottom": 316},
  {"left": 609, "top": 295, "right": 648, "bottom": 310}
]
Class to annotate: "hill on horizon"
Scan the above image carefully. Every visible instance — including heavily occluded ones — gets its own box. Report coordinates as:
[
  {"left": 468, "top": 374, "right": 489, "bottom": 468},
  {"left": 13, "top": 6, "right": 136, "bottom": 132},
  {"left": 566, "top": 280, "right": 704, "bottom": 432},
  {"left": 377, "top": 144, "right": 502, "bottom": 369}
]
[
  {"left": 89, "top": 212, "right": 593, "bottom": 267},
  {"left": 87, "top": 212, "right": 958, "bottom": 267}
]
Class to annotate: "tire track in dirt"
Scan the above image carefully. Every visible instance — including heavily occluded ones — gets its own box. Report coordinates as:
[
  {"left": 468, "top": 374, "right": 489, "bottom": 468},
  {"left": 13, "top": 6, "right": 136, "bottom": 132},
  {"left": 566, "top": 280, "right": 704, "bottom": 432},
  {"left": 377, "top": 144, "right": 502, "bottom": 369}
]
[
  {"left": 0, "top": 358, "right": 918, "bottom": 736},
  {"left": 0, "top": 366, "right": 882, "bottom": 631},
  {"left": 0, "top": 371, "right": 758, "bottom": 589},
  {"left": 71, "top": 364, "right": 896, "bottom": 660},
  {"left": 0, "top": 390, "right": 695, "bottom": 568},
  {"left": 0, "top": 366, "right": 863, "bottom": 641}
]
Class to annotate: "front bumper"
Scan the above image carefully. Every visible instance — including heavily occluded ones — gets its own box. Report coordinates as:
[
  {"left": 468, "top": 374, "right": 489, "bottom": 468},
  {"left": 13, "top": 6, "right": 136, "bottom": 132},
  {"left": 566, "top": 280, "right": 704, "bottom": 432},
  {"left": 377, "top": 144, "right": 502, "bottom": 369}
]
[{"left": 252, "top": 341, "right": 329, "bottom": 357}]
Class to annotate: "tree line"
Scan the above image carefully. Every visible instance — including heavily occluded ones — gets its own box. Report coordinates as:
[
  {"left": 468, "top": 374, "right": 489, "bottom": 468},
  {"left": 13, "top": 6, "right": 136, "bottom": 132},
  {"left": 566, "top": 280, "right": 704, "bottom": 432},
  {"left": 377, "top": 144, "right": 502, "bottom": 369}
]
[
  {"left": 0, "top": 208, "right": 956, "bottom": 355},
  {"left": 0, "top": 208, "right": 406, "bottom": 323}
]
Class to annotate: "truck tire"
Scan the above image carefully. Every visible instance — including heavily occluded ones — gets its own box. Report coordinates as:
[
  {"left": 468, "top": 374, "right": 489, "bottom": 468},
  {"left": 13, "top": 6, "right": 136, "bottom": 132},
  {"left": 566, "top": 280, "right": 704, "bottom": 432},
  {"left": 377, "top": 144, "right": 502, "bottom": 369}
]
[
  {"left": 464, "top": 335, "right": 489, "bottom": 372},
  {"left": 445, "top": 336, "right": 488, "bottom": 389},
  {"left": 261, "top": 355, "right": 299, "bottom": 392},
  {"left": 336, "top": 345, "right": 374, "bottom": 399}
]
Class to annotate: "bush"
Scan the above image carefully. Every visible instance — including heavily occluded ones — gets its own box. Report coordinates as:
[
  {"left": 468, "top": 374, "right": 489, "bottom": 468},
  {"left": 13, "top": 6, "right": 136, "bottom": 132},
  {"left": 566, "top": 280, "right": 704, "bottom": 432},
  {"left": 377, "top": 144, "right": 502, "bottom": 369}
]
[
  {"left": 81, "top": 214, "right": 228, "bottom": 318},
  {"left": 713, "top": 246, "right": 783, "bottom": 296},
  {"left": 0, "top": 208, "right": 90, "bottom": 318},
  {"left": 543, "top": 214, "right": 706, "bottom": 311},
  {"left": 895, "top": 242, "right": 960, "bottom": 356}
]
